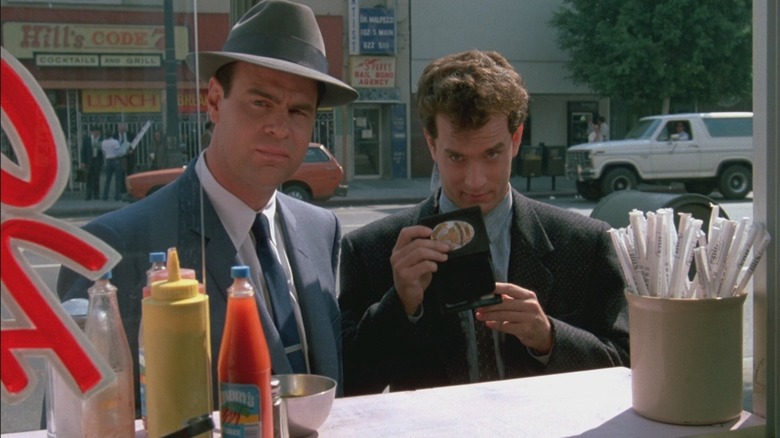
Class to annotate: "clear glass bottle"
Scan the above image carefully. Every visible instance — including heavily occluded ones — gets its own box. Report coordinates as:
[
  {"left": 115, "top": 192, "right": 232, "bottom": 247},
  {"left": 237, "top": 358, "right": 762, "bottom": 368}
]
[
  {"left": 46, "top": 298, "right": 88, "bottom": 438},
  {"left": 140, "top": 251, "right": 166, "bottom": 430},
  {"left": 83, "top": 271, "right": 135, "bottom": 438}
]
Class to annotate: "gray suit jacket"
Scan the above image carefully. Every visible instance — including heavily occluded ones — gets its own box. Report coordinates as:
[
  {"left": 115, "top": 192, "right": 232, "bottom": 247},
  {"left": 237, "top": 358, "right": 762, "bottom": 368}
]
[
  {"left": 58, "top": 163, "right": 343, "bottom": 409},
  {"left": 339, "top": 188, "right": 628, "bottom": 396}
]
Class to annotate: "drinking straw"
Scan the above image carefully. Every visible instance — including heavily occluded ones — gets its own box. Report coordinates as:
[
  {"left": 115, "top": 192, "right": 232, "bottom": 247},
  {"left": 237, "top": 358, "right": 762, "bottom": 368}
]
[
  {"left": 688, "top": 276, "right": 700, "bottom": 298},
  {"left": 668, "top": 212, "right": 690, "bottom": 298},
  {"left": 608, "top": 229, "right": 637, "bottom": 294},
  {"left": 680, "top": 220, "right": 704, "bottom": 298},
  {"left": 734, "top": 230, "right": 772, "bottom": 296},
  {"left": 693, "top": 247, "right": 712, "bottom": 297},
  {"left": 621, "top": 229, "right": 650, "bottom": 296},
  {"left": 712, "top": 219, "right": 737, "bottom": 297},
  {"left": 629, "top": 210, "right": 646, "bottom": 266},
  {"left": 645, "top": 212, "right": 659, "bottom": 296},
  {"left": 718, "top": 218, "right": 751, "bottom": 297},
  {"left": 706, "top": 218, "right": 725, "bottom": 294},
  {"left": 658, "top": 208, "right": 675, "bottom": 297},
  {"left": 708, "top": 203, "right": 720, "bottom": 238}
]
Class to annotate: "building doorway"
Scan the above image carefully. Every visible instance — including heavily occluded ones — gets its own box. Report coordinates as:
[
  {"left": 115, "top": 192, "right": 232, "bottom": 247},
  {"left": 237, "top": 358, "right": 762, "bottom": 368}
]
[{"left": 353, "top": 106, "right": 381, "bottom": 178}]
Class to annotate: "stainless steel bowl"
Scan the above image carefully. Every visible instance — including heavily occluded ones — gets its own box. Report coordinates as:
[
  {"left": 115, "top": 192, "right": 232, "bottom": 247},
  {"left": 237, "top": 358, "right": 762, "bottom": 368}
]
[{"left": 273, "top": 374, "right": 337, "bottom": 437}]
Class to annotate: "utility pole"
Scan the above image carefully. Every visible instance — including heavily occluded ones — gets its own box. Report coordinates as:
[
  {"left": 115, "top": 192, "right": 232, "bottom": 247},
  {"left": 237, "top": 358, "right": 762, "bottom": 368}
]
[{"left": 163, "top": 0, "right": 179, "bottom": 155}]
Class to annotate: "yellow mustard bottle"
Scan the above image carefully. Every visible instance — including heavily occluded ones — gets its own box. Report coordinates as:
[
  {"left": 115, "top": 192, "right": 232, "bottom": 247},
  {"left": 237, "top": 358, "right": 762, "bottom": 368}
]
[{"left": 142, "top": 247, "right": 212, "bottom": 437}]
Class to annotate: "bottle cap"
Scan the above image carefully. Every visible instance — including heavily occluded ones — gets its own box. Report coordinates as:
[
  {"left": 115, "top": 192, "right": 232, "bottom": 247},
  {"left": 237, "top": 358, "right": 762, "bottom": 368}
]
[
  {"left": 150, "top": 247, "right": 199, "bottom": 301},
  {"left": 231, "top": 265, "right": 250, "bottom": 279},
  {"left": 149, "top": 252, "right": 166, "bottom": 263},
  {"left": 100, "top": 271, "right": 112, "bottom": 280}
]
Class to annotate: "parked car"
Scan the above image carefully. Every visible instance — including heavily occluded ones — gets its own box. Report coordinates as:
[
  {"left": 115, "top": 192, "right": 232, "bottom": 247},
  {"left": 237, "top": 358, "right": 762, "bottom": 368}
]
[
  {"left": 565, "top": 112, "right": 753, "bottom": 200},
  {"left": 126, "top": 143, "right": 348, "bottom": 202}
]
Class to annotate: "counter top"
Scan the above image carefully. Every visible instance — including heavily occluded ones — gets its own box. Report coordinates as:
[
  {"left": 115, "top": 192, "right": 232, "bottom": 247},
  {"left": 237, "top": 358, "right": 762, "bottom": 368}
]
[{"left": 3, "top": 367, "right": 765, "bottom": 437}]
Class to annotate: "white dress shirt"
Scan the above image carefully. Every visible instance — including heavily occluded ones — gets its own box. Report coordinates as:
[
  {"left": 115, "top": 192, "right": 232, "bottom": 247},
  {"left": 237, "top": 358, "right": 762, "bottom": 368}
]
[{"left": 194, "top": 152, "right": 310, "bottom": 371}]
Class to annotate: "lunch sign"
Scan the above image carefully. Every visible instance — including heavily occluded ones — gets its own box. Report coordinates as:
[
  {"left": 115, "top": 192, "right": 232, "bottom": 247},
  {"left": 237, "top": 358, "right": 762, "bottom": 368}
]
[{"left": 1, "top": 47, "right": 120, "bottom": 404}]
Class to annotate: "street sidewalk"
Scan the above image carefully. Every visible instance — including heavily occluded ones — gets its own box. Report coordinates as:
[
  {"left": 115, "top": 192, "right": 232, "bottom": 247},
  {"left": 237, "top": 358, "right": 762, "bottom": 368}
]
[{"left": 46, "top": 175, "right": 576, "bottom": 218}]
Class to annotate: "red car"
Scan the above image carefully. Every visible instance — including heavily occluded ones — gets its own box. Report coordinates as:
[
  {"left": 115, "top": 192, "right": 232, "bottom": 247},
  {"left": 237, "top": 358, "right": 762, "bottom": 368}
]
[{"left": 126, "top": 143, "right": 347, "bottom": 202}]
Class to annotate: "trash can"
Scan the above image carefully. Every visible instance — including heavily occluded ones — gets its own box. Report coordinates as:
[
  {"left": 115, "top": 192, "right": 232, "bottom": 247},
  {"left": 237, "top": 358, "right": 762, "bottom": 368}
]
[
  {"left": 590, "top": 191, "right": 729, "bottom": 232},
  {"left": 516, "top": 145, "right": 542, "bottom": 177},
  {"left": 542, "top": 145, "right": 566, "bottom": 177}
]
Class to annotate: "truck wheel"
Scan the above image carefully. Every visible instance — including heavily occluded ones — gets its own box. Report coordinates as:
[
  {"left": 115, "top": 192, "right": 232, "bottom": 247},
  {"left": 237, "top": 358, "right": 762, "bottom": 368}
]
[
  {"left": 600, "top": 168, "right": 638, "bottom": 196},
  {"left": 576, "top": 181, "right": 602, "bottom": 201},
  {"left": 718, "top": 165, "right": 751, "bottom": 200},
  {"left": 684, "top": 180, "right": 715, "bottom": 195}
]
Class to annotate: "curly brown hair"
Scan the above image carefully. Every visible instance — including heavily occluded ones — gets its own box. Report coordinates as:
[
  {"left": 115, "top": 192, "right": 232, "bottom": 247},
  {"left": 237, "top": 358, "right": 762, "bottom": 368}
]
[{"left": 416, "top": 50, "right": 529, "bottom": 138}]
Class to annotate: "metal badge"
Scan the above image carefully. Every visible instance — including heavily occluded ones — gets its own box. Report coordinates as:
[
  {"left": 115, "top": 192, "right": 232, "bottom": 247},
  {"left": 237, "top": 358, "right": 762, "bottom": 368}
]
[{"left": 431, "top": 220, "right": 475, "bottom": 250}]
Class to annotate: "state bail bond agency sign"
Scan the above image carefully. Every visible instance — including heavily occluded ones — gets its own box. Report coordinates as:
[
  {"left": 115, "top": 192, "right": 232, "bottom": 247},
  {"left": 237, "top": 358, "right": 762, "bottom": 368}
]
[
  {"left": 349, "top": 56, "right": 396, "bottom": 88},
  {"left": 2, "top": 22, "right": 189, "bottom": 67}
]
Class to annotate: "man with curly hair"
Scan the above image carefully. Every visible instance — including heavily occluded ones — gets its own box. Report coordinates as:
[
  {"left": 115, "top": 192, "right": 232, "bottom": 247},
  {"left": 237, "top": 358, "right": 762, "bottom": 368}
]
[{"left": 339, "top": 50, "right": 629, "bottom": 395}]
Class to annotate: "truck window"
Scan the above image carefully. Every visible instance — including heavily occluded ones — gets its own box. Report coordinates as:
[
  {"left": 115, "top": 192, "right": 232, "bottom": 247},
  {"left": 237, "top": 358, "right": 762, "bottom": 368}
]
[
  {"left": 662, "top": 120, "right": 692, "bottom": 141},
  {"left": 703, "top": 117, "right": 753, "bottom": 137},
  {"left": 625, "top": 119, "right": 660, "bottom": 140}
]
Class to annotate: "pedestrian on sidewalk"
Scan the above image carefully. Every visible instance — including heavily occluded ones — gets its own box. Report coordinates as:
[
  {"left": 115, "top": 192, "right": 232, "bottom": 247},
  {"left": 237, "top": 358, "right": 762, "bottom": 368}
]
[
  {"left": 101, "top": 131, "right": 124, "bottom": 201},
  {"left": 81, "top": 125, "right": 104, "bottom": 201}
]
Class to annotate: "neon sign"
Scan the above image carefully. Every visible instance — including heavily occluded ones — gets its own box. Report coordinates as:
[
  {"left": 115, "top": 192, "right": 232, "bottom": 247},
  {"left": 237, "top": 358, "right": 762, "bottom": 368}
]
[{"left": 1, "top": 47, "right": 120, "bottom": 403}]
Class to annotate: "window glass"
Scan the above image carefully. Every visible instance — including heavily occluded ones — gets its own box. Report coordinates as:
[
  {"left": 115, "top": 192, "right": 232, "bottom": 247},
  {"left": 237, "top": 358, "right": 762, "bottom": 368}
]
[
  {"left": 703, "top": 117, "right": 754, "bottom": 137},
  {"left": 625, "top": 119, "right": 660, "bottom": 140},
  {"left": 305, "top": 146, "right": 330, "bottom": 163},
  {"left": 0, "top": 1, "right": 217, "bottom": 432}
]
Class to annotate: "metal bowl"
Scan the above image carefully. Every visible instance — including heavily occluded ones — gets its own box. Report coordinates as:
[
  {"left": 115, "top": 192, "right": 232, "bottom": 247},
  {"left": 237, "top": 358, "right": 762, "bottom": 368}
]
[{"left": 274, "top": 374, "right": 337, "bottom": 437}]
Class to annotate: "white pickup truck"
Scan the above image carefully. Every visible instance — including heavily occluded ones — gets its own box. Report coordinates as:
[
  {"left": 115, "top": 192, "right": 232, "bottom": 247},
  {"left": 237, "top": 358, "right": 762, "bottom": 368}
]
[{"left": 565, "top": 112, "right": 753, "bottom": 200}]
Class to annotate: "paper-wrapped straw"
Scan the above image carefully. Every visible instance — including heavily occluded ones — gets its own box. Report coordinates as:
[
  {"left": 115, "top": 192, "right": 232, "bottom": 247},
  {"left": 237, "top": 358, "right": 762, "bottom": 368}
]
[
  {"left": 629, "top": 210, "right": 647, "bottom": 266},
  {"left": 608, "top": 205, "right": 771, "bottom": 300},
  {"left": 609, "top": 229, "right": 637, "bottom": 294},
  {"left": 734, "top": 231, "right": 771, "bottom": 295},
  {"left": 711, "top": 219, "right": 736, "bottom": 297},
  {"left": 693, "top": 247, "right": 712, "bottom": 297},
  {"left": 668, "top": 212, "right": 691, "bottom": 298},
  {"left": 717, "top": 218, "right": 750, "bottom": 297},
  {"left": 621, "top": 229, "right": 650, "bottom": 296}
]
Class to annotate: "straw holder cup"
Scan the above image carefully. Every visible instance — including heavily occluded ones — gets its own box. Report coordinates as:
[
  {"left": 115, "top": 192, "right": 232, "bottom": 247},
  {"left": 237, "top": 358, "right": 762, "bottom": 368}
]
[{"left": 626, "top": 291, "right": 747, "bottom": 425}]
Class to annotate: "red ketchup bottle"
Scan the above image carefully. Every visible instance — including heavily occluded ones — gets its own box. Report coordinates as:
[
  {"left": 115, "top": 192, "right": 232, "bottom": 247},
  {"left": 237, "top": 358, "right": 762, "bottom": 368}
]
[{"left": 218, "top": 265, "right": 273, "bottom": 438}]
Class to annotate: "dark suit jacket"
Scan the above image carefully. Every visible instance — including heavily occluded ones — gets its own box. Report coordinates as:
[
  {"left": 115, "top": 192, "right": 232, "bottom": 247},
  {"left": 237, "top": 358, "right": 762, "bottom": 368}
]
[
  {"left": 58, "top": 162, "right": 343, "bottom": 408},
  {"left": 81, "top": 134, "right": 103, "bottom": 164},
  {"left": 338, "top": 188, "right": 629, "bottom": 396}
]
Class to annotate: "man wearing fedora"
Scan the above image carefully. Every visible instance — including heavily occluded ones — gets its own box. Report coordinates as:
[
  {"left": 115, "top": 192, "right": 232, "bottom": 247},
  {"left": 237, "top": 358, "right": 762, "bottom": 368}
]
[{"left": 58, "top": 0, "right": 358, "bottom": 415}]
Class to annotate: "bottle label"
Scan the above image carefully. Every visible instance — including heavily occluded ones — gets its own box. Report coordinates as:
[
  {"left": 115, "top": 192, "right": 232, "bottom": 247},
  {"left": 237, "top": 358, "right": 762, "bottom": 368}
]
[
  {"left": 139, "top": 347, "right": 146, "bottom": 420},
  {"left": 220, "top": 382, "right": 262, "bottom": 437}
]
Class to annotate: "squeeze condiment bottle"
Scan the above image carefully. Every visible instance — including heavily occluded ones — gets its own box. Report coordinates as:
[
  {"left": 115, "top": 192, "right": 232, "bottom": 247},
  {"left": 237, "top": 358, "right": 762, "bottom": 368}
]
[
  {"left": 142, "top": 248, "right": 212, "bottom": 438},
  {"left": 218, "top": 265, "right": 273, "bottom": 438}
]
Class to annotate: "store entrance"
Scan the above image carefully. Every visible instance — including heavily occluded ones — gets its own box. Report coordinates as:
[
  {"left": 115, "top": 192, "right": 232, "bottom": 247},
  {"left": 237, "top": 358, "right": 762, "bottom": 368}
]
[{"left": 353, "top": 106, "right": 381, "bottom": 178}]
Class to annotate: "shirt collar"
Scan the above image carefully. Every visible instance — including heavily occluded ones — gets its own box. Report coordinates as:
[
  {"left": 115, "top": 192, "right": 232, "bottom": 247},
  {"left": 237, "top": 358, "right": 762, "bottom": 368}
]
[
  {"left": 195, "top": 151, "right": 278, "bottom": 248},
  {"left": 438, "top": 184, "right": 513, "bottom": 220}
]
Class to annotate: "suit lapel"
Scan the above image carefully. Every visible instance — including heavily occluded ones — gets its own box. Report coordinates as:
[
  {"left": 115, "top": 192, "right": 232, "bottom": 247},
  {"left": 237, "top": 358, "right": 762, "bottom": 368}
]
[
  {"left": 175, "top": 166, "right": 294, "bottom": 373},
  {"left": 276, "top": 197, "right": 341, "bottom": 378},
  {"left": 175, "top": 166, "right": 234, "bottom": 302},
  {"left": 507, "top": 190, "right": 555, "bottom": 308}
]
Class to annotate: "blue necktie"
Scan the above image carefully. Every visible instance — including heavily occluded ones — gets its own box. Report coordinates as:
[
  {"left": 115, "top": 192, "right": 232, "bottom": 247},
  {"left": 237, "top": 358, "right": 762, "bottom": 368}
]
[{"left": 252, "top": 214, "right": 306, "bottom": 373}]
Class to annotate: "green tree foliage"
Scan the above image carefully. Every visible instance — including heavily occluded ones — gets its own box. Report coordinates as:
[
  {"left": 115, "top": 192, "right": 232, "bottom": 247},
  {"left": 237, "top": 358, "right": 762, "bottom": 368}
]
[{"left": 551, "top": 0, "right": 751, "bottom": 110}]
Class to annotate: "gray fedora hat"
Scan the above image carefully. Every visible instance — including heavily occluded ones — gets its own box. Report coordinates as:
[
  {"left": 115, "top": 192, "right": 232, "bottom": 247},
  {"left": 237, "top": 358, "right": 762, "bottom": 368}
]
[{"left": 185, "top": 0, "right": 358, "bottom": 107}]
